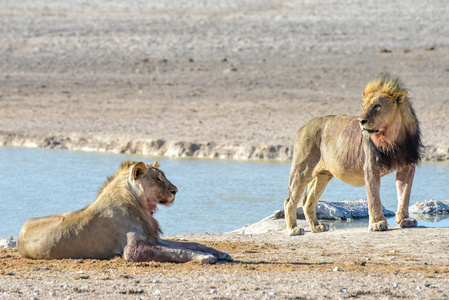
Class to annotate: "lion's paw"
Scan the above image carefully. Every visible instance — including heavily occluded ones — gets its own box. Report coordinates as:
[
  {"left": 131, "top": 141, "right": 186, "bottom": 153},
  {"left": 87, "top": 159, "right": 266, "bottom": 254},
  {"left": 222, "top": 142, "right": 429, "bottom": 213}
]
[
  {"left": 287, "top": 226, "right": 305, "bottom": 236},
  {"left": 368, "top": 220, "right": 389, "bottom": 231},
  {"left": 396, "top": 217, "right": 417, "bottom": 228},
  {"left": 311, "top": 223, "right": 330, "bottom": 233},
  {"left": 194, "top": 254, "right": 217, "bottom": 264},
  {"left": 217, "top": 252, "right": 233, "bottom": 262}
]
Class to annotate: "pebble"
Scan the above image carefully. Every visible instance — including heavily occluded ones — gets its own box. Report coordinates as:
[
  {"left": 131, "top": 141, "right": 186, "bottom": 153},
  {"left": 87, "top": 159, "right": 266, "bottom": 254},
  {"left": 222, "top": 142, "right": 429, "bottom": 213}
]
[
  {"left": 152, "top": 279, "right": 160, "bottom": 283},
  {"left": 333, "top": 266, "right": 339, "bottom": 272},
  {"left": 153, "top": 289, "right": 161, "bottom": 296}
]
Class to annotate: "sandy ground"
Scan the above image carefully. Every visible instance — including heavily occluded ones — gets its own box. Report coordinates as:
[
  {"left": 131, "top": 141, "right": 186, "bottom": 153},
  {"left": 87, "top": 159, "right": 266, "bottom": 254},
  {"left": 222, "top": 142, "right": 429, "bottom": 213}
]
[
  {"left": 1, "top": 228, "right": 449, "bottom": 299},
  {"left": 1, "top": 0, "right": 449, "bottom": 298},
  {"left": 0, "top": 0, "right": 448, "bottom": 160}
]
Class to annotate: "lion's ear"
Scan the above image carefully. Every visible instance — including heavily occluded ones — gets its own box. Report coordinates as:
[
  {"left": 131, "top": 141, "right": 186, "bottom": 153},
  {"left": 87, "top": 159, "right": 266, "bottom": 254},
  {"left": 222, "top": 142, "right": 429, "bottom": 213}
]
[
  {"left": 394, "top": 89, "right": 407, "bottom": 104},
  {"left": 132, "top": 162, "right": 149, "bottom": 181},
  {"left": 151, "top": 161, "right": 160, "bottom": 168}
]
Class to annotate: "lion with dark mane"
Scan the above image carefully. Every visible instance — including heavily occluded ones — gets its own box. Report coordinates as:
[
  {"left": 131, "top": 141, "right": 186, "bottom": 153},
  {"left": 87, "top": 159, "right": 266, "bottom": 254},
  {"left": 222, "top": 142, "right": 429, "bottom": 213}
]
[
  {"left": 284, "top": 74, "right": 423, "bottom": 235},
  {"left": 17, "top": 160, "right": 230, "bottom": 263}
]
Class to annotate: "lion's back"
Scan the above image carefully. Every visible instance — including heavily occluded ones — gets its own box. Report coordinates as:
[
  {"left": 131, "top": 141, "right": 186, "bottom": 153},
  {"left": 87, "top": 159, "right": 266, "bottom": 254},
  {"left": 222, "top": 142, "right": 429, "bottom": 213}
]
[{"left": 17, "top": 208, "right": 128, "bottom": 259}]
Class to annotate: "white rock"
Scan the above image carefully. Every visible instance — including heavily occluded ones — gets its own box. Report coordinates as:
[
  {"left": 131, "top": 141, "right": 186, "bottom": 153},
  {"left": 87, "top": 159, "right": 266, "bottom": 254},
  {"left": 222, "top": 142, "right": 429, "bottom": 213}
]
[
  {"left": 295, "top": 199, "right": 395, "bottom": 220},
  {"left": 0, "top": 238, "right": 16, "bottom": 248},
  {"left": 231, "top": 199, "right": 394, "bottom": 234},
  {"left": 410, "top": 200, "right": 449, "bottom": 214}
]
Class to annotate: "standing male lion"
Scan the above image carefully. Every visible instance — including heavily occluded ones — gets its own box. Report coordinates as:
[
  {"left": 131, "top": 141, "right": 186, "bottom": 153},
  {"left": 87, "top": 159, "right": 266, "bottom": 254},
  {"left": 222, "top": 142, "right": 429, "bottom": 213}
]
[
  {"left": 284, "top": 74, "right": 423, "bottom": 235},
  {"left": 17, "top": 160, "right": 230, "bottom": 263}
]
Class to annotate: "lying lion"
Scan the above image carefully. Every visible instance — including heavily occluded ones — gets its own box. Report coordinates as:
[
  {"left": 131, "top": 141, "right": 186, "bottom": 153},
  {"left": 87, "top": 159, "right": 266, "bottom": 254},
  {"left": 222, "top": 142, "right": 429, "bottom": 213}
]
[
  {"left": 17, "top": 160, "right": 230, "bottom": 263},
  {"left": 284, "top": 74, "right": 423, "bottom": 235}
]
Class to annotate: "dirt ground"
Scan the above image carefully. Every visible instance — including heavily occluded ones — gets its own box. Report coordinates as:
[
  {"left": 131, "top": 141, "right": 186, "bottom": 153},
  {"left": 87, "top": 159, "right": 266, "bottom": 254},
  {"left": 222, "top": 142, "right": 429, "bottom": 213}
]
[
  {"left": 1, "top": 0, "right": 449, "bottom": 298},
  {"left": 1, "top": 228, "right": 449, "bottom": 299},
  {"left": 0, "top": 0, "right": 448, "bottom": 160}
]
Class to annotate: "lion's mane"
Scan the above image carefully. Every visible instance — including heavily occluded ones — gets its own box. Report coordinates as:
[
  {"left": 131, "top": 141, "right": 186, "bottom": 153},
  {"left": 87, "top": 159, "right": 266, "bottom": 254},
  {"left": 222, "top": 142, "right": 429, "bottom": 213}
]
[{"left": 363, "top": 74, "right": 424, "bottom": 171}]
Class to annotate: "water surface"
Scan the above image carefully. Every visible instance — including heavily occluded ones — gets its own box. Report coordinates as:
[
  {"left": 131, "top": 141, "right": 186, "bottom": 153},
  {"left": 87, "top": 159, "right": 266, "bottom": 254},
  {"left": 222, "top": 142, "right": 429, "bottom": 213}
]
[{"left": 0, "top": 147, "right": 448, "bottom": 239}]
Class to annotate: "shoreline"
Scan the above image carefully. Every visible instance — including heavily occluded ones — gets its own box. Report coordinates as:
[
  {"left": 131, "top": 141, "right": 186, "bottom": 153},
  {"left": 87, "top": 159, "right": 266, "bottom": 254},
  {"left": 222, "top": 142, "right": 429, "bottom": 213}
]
[{"left": 2, "top": 133, "right": 449, "bottom": 161}]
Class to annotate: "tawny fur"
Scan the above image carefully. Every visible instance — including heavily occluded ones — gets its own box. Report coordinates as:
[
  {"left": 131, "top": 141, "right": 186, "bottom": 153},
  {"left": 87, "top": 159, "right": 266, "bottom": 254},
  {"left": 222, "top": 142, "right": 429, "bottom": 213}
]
[
  {"left": 284, "top": 74, "right": 423, "bottom": 235},
  {"left": 17, "top": 160, "right": 231, "bottom": 263}
]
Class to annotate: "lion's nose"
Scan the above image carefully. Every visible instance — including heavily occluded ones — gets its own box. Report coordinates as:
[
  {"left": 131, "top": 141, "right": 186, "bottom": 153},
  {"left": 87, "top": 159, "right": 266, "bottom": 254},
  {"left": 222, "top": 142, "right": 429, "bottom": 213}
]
[
  {"left": 359, "top": 119, "right": 367, "bottom": 126},
  {"left": 171, "top": 187, "right": 178, "bottom": 196}
]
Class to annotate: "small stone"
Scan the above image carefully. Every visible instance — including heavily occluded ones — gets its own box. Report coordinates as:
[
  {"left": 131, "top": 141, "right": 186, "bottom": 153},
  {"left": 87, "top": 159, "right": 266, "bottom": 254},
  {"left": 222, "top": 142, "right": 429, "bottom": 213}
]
[
  {"left": 153, "top": 290, "right": 161, "bottom": 296},
  {"left": 333, "top": 266, "right": 339, "bottom": 272},
  {"left": 49, "top": 291, "right": 56, "bottom": 297},
  {"left": 393, "top": 282, "right": 400, "bottom": 288},
  {"left": 152, "top": 279, "right": 160, "bottom": 283},
  {"left": 223, "top": 67, "right": 238, "bottom": 73}
]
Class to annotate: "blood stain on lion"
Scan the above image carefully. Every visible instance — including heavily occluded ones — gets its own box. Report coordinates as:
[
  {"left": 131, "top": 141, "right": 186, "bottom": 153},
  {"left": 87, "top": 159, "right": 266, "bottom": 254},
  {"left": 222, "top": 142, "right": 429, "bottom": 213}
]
[{"left": 284, "top": 74, "right": 423, "bottom": 235}]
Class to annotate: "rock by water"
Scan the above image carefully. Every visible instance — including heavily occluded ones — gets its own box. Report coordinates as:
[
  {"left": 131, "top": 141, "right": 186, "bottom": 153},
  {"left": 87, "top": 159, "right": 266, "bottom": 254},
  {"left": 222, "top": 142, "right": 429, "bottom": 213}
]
[
  {"left": 275, "top": 199, "right": 395, "bottom": 220},
  {"left": 410, "top": 200, "right": 449, "bottom": 215},
  {"left": 0, "top": 238, "right": 16, "bottom": 248},
  {"left": 232, "top": 199, "right": 394, "bottom": 234}
]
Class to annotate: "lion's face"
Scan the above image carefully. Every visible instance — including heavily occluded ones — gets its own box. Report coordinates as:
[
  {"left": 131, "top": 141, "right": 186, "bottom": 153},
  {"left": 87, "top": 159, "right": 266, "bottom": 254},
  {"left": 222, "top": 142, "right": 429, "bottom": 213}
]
[
  {"left": 358, "top": 92, "right": 396, "bottom": 134},
  {"left": 131, "top": 161, "right": 178, "bottom": 211},
  {"left": 358, "top": 90, "right": 405, "bottom": 148}
]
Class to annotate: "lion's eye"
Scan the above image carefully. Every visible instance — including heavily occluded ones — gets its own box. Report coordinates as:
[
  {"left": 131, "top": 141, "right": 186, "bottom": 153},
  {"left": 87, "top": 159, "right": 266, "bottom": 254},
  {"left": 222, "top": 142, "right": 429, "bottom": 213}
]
[
  {"left": 373, "top": 105, "right": 380, "bottom": 111},
  {"left": 155, "top": 176, "right": 162, "bottom": 182}
]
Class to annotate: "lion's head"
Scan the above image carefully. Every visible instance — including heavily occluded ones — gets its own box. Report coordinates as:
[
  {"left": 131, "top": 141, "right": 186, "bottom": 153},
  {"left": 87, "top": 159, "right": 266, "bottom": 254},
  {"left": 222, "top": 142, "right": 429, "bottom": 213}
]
[
  {"left": 126, "top": 160, "right": 178, "bottom": 214},
  {"left": 358, "top": 74, "right": 423, "bottom": 167},
  {"left": 97, "top": 160, "right": 178, "bottom": 217},
  {"left": 358, "top": 75, "right": 415, "bottom": 148}
]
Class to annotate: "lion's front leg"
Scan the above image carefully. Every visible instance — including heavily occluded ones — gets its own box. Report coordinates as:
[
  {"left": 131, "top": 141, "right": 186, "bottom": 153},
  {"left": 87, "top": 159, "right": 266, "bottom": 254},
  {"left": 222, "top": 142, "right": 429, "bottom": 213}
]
[
  {"left": 160, "top": 239, "right": 232, "bottom": 261},
  {"left": 124, "top": 240, "right": 216, "bottom": 264},
  {"left": 395, "top": 164, "right": 417, "bottom": 228},
  {"left": 364, "top": 168, "right": 388, "bottom": 231}
]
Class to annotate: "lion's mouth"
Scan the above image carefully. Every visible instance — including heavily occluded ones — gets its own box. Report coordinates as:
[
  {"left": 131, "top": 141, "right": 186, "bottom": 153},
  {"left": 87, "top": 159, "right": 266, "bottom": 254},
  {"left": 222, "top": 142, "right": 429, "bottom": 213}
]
[
  {"left": 159, "top": 198, "right": 175, "bottom": 207},
  {"left": 360, "top": 125, "right": 379, "bottom": 135},
  {"left": 363, "top": 128, "right": 379, "bottom": 134}
]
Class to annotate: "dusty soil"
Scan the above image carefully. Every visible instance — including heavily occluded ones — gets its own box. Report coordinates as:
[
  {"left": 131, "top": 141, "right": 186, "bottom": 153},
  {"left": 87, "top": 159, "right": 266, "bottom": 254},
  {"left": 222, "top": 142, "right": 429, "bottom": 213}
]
[
  {"left": 1, "top": 228, "right": 449, "bottom": 299},
  {"left": 1, "top": 0, "right": 449, "bottom": 298},
  {"left": 0, "top": 0, "right": 448, "bottom": 160}
]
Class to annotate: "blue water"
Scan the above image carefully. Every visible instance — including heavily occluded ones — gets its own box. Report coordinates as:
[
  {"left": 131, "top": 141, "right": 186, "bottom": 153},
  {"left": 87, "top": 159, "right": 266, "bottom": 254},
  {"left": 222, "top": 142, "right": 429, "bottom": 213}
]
[{"left": 1, "top": 147, "right": 448, "bottom": 239}]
